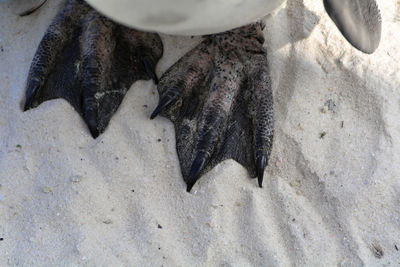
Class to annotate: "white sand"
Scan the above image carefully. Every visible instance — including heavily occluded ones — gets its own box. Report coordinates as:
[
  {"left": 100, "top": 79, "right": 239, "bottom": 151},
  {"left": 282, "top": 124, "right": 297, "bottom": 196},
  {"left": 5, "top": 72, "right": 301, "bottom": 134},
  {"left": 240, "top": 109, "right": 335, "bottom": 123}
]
[{"left": 0, "top": 0, "right": 399, "bottom": 266}]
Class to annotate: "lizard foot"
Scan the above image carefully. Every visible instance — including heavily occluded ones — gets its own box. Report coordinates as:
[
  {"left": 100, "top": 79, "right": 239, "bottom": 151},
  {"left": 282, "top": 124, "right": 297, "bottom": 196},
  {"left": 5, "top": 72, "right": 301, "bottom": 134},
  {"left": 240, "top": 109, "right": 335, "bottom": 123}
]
[
  {"left": 152, "top": 23, "right": 274, "bottom": 191},
  {"left": 24, "top": 0, "right": 163, "bottom": 137}
]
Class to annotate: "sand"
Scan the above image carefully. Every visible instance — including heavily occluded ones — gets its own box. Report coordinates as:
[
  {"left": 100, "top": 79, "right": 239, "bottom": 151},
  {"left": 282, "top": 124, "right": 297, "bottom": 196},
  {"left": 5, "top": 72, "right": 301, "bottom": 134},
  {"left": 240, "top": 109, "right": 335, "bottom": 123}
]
[{"left": 0, "top": 0, "right": 399, "bottom": 266}]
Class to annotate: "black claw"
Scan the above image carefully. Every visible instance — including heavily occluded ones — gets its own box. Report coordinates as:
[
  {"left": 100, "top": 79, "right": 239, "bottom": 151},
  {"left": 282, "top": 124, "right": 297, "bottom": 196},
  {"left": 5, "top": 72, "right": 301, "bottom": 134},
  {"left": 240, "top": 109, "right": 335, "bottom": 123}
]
[
  {"left": 150, "top": 94, "right": 176, "bottom": 119},
  {"left": 23, "top": 99, "right": 32, "bottom": 112},
  {"left": 186, "top": 183, "right": 195, "bottom": 193},
  {"left": 24, "top": 82, "right": 40, "bottom": 111},
  {"left": 88, "top": 125, "right": 100, "bottom": 138},
  {"left": 141, "top": 57, "right": 158, "bottom": 84},
  {"left": 186, "top": 153, "right": 208, "bottom": 192},
  {"left": 86, "top": 118, "right": 100, "bottom": 138},
  {"left": 84, "top": 107, "right": 101, "bottom": 138},
  {"left": 256, "top": 154, "right": 267, "bottom": 188}
]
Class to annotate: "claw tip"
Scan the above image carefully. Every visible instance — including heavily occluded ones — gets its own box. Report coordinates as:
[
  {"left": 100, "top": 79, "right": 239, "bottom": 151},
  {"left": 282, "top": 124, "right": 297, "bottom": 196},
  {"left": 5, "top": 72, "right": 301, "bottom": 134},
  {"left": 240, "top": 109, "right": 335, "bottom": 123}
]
[
  {"left": 150, "top": 101, "right": 165, "bottom": 119},
  {"left": 186, "top": 183, "right": 194, "bottom": 192},
  {"left": 88, "top": 127, "right": 100, "bottom": 139},
  {"left": 23, "top": 103, "right": 30, "bottom": 112},
  {"left": 24, "top": 82, "right": 41, "bottom": 111},
  {"left": 150, "top": 109, "right": 159, "bottom": 120},
  {"left": 185, "top": 153, "right": 207, "bottom": 192},
  {"left": 256, "top": 155, "right": 267, "bottom": 188},
  {"left": 23, "top": 98, "right": 36, "bottom": 111}
]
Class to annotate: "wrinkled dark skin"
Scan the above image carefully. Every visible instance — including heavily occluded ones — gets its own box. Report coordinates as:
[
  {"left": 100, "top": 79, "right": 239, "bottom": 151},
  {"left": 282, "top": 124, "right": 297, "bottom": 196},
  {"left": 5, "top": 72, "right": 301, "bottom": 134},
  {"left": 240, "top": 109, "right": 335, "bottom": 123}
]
[
  {"left": 24, "top": 0, "right": 162, "bottom": 137},
  {"left": 152, "top": 23, "right": 274, "bottom": 191},
  {"left": 24, "top": 0, "right": 381, "bottom": 191}
]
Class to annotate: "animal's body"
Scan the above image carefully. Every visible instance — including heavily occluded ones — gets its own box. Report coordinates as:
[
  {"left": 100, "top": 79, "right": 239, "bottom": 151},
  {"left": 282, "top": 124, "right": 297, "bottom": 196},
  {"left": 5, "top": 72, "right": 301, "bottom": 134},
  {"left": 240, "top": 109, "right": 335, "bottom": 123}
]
[
  {"left": 24, "top": 0, "right": 382, "bottom": 191},
  {"left": 84, "top": 0, "right": 286, "bottom": 35}
]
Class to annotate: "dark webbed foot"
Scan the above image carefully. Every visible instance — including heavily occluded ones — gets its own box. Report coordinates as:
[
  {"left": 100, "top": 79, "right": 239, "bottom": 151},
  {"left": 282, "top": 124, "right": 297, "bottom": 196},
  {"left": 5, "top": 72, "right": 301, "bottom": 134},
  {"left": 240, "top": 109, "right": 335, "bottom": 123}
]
[
  {"left": 152, "top": 23, "right": 274, "bottom": 191},
  {"left": 24, "top": 0, "right": 163, "bottom": 137}
]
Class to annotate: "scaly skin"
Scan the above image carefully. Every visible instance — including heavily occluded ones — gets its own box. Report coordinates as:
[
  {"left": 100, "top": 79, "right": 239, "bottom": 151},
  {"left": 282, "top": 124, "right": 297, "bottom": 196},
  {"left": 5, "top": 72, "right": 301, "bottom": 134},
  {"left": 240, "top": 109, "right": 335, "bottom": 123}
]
[
  {"left": 152, "top": 23, "right": 274, "bottom": 191},
  {"left": 24, "top": 0, "right": 273, "bottom": 191},
  {"left": 23, "top": 0, "right": 383, "bottom": 191},
  {"left": 24, "top": 0, "right": 163, "bottom": 137},
  {"left": 23, "top": 0, "right": 386, "bottom": 194}
]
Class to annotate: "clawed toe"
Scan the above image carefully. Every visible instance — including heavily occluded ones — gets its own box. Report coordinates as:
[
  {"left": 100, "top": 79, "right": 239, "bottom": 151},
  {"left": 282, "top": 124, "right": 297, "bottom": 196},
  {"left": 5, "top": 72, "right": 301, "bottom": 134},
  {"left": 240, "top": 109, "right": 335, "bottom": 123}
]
[
  {"left": 154, "top": 23, "right": 274, "bottom": 191},
  {"left": 24, "top": 0, "right": 163, "bottom": 137}
]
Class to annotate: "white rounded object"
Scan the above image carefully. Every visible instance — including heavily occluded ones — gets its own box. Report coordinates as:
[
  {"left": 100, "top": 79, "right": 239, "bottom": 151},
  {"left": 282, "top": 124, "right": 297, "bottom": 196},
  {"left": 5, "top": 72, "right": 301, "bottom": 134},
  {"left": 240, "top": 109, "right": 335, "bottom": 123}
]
[{"left": 85, "top": 0, "right": 285, "bottom": 35}]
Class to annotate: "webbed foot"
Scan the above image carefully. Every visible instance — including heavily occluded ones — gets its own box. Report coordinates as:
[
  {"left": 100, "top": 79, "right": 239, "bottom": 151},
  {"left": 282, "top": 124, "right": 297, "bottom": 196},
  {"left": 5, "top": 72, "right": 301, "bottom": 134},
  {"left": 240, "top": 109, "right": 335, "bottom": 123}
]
[
  {"left": 152, "top": 23, "right": 274, "bottom": 191},
  {"left": 24, "top": 0, "right": 163, "bottom": 137}
]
